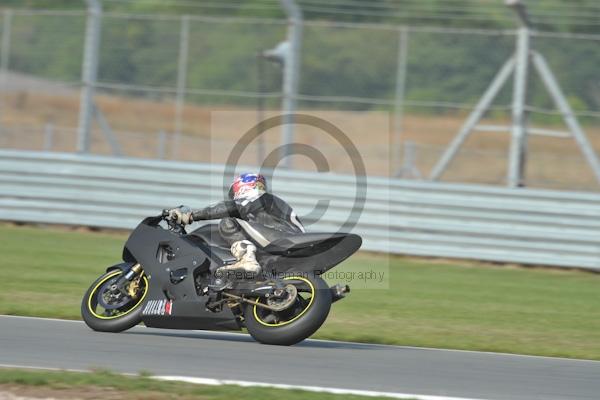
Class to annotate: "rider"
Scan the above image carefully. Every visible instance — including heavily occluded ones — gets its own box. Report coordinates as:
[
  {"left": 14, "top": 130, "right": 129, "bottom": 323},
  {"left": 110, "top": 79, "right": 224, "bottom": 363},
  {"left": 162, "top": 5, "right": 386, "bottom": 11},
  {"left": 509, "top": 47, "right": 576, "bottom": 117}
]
[{"left": 166, "top": 173, "right": 305, "bottom": 289}]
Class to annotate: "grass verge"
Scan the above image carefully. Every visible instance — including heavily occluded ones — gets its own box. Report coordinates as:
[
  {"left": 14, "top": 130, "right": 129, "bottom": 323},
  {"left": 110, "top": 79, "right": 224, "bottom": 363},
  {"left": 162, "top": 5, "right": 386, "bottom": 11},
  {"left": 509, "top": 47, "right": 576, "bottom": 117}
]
[
  {"left": 1, "top": 223, "right": 599, "bottom": 360},
  {"left": 0, "top": 368, "right": 397, "bottom": 400}
]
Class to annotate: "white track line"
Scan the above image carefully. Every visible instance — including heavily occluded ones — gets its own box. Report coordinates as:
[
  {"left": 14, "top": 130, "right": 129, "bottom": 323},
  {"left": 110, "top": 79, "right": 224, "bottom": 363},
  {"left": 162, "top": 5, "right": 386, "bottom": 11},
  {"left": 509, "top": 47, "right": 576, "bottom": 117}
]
[
  {"left": 155, "top": 375, "right": 487, "bottom": 400},
  {"left": 2, "top": 314, "right": 600, "bottom": 364},
  {"left": 0, "top": 363, "right": 484, "bottom": 400},
  {"left": 155, "top": 375, "right": 488, "bottom": 400}
]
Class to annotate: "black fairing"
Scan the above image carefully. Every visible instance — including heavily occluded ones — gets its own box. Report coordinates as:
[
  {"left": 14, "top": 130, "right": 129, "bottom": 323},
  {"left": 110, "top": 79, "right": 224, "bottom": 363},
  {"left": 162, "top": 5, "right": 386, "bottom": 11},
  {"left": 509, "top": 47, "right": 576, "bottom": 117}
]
[{"left": 122, "top": 217, "right": 239, "bottom": 331}]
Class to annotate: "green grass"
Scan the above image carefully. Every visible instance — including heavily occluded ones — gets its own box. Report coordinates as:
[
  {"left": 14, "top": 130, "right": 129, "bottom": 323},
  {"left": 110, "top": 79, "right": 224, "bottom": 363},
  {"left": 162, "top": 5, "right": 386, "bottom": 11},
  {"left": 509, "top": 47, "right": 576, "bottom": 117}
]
[
  {"left": 1, "top": 223, "right": 600, "bottom": 360},
  {"left": 0, "top": 368, "right": 397, "bottom": 400}
]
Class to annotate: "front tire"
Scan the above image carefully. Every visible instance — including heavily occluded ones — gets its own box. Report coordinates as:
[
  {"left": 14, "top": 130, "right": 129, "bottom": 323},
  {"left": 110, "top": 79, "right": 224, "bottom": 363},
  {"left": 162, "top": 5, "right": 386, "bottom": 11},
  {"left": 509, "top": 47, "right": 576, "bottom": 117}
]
[
  {"left": 81, "top": 270, "right": 148, "bottom": 332},
  {"left": 244, "top": 273, "right": 332, "bottom": 345}
]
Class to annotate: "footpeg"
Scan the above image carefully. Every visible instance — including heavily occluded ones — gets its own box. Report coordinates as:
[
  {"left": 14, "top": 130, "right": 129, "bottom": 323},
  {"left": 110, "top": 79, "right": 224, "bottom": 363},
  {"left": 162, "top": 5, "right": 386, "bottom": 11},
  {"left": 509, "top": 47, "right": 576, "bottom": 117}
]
[
  {"left": 209, "top": 277, "right": 233, "bottom": 292},
  {"left": 330, "top": 284, "right": 350, "bottom": 303}
]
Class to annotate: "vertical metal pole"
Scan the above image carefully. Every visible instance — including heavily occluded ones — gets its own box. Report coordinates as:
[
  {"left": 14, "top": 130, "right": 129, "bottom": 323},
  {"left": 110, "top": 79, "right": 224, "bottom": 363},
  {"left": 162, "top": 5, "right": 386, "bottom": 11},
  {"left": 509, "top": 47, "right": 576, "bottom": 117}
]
[
  {"left": 507, "top": 26, "right": 530, "bottom": 187},
  {"left": 43, "top": 122, "right": 54, "bottom": 151},
  {"left": 429, "top": 57, "right": 515, "bottom": 180},
  {"left": 77, "top": 0, "right": 102, "bottom": 154},
  {"left": 532, "top": 52, "right": 600, "bottom": 183},
  {"left": 279, "top": 0, "right": 302, "bottom": 169},
  {"left": 157, "top": 130, "right": 166, "bottom": 159},
  {"left": 395, "top": 140, "right": 421, "bottom": 179},
  {"left": 256, "top": 53, "right": 266, "bottom": 165},
  {"left": 174, "top": 15, "right": 189, "bottom": 139},
  {"left": 0, "top": 10, "right": 13, "bottom": 132},
  {"left": 0, "top": 10, "right": 11, "bottom": 76},
  {"left": 392, "top": 26, "right": 409, "bottom": 176}
]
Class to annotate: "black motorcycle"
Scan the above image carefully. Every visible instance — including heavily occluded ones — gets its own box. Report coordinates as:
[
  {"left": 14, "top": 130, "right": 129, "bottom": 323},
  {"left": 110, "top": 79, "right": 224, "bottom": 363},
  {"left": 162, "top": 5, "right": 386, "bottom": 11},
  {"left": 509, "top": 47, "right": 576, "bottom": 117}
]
[{"left": 81, "top": 212, "right": 361, "bottom": 345}]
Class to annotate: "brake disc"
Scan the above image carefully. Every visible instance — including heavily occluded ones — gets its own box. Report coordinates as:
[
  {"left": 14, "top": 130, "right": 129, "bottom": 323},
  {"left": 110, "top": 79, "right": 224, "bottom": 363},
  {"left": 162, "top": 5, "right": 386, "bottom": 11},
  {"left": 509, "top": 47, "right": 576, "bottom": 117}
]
[{"left": 97, "top": 278, "right": 131, "bottom": 310}]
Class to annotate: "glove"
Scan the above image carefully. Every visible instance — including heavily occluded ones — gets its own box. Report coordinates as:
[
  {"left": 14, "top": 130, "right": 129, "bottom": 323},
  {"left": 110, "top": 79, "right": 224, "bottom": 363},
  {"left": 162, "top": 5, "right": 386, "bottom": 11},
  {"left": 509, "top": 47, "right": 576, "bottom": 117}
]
[{"left": 167, "top": 206, "right": 193, "bottom": 225}]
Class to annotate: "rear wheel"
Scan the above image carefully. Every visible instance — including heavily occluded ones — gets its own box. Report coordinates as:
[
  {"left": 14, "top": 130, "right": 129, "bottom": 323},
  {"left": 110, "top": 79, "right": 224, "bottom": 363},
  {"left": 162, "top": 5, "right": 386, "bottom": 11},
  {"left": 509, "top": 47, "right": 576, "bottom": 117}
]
[
  {"left": 244, "top": 273, "right": 331, "bottom": 345},
  {"left": 81, "top": 270, "right": 148, "bottom": 332}
]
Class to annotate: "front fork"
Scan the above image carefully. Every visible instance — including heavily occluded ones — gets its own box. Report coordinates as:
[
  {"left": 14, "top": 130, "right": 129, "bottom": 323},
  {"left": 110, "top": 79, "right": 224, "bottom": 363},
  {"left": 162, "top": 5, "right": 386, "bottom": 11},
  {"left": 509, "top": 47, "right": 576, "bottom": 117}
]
[
  {"left": 123, "top": 263, "right": 144, "bottom": 280},
  {"left": 113, "top": 263, "right": 144, "bottom": 297}
]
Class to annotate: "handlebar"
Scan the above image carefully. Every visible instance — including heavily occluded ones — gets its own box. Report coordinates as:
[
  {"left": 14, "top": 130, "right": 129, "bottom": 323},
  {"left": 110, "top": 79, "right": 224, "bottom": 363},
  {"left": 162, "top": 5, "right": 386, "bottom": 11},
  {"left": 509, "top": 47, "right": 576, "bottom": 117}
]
[{"left": 160, "top": 209, "right": 184, "bottom": 233}]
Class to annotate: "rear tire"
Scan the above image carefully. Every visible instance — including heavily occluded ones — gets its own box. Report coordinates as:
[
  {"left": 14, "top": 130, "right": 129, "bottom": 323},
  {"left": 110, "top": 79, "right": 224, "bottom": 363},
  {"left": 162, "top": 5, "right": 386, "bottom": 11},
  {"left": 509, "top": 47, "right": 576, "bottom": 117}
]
[
  {"left": 81, "top": 270, "right": 148, "bottom": 332},
  {"left": 244, "top": 273, "right": 332, "bottom": 345}
]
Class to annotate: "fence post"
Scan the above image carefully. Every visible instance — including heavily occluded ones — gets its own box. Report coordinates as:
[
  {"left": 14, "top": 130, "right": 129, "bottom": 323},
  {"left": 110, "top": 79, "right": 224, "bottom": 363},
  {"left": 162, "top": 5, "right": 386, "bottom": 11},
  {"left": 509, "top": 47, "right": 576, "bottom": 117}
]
[
  {"left": 174, "top": 15, "right": 189, "bottom": 139},
  {"left": 395, "top": 140, "right": 421, "bottom": 179},
  {"left": 507, "top": 26, "right": 530, "bottom": 187},
  {"left": 0, "top": 9, "right": 13, "bottom": 132},
  {"left": 278, "top": 0, "right": 302, "bottom": 169},
  {"left": 392, "top": 26, "right": 409, "bottom": 176},
  {"left": 157, "top": 130, "right": 167, "bottom": 159},
  {"left": 77, "top": 0, "right": 102, "bottom": 154},
  {"left": 43, "top": 122, "right": 54, "bottom": 151},
  {"left": 256, "top": 53, "right": 266, "bottom": 165}
]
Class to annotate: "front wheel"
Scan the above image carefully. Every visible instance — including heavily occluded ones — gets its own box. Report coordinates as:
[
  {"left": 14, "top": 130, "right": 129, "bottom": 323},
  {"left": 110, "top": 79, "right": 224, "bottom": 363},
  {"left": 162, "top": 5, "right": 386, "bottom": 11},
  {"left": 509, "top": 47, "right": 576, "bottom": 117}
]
[
  {"left": 81, "top": 269, "right": 149, "bottom": 332},
  {"left": 244, "top": 273, "right": 332, "bottom": 345}
]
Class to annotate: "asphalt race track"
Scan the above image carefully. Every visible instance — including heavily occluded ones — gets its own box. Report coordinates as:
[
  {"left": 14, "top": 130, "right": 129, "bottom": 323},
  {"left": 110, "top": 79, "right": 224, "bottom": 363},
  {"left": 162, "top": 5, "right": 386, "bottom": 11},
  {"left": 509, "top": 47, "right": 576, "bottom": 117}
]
[{"left": 1, "top": 316, "right": 599, "bottom": 400}]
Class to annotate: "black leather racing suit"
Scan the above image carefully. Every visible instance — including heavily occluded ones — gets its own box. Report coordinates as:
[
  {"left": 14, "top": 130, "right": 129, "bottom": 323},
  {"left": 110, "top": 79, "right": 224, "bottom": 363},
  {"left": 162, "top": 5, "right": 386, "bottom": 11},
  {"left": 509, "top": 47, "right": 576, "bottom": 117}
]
[{"left": 191, "top": 193, "right": 305, "bottom": 248}]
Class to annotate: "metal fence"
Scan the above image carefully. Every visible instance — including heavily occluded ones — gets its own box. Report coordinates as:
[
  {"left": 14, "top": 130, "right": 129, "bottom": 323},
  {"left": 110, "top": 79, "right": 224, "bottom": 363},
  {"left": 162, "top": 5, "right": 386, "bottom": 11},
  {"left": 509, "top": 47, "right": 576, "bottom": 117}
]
[
  {"left": 2, "top": 149, "right": 600, "bottom": 271},
  {"left": 0, "top": 9, "right": 599, "bottom": 191}
]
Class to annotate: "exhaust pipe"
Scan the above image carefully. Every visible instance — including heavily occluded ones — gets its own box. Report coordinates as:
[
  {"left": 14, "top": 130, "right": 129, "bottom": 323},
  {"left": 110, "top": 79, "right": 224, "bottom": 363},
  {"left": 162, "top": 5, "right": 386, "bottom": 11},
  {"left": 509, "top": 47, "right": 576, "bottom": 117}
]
[{"left": 330, "top": 284, "right": 350, "bottom": 303}]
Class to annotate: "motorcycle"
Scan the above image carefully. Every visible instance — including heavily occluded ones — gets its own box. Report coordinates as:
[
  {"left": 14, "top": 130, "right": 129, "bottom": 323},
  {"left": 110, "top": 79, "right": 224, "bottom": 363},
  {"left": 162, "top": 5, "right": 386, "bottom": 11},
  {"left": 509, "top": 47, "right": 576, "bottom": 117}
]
[{"left": 81, "top": 211, "right": 361, "bottom": 345}]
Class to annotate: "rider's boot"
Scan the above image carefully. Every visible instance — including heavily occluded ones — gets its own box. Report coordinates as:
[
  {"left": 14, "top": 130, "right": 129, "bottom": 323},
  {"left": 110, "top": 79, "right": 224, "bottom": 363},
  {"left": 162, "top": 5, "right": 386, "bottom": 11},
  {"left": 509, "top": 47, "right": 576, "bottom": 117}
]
[{"left": 209, "top": 240, "right": 261, "bottom": 292}]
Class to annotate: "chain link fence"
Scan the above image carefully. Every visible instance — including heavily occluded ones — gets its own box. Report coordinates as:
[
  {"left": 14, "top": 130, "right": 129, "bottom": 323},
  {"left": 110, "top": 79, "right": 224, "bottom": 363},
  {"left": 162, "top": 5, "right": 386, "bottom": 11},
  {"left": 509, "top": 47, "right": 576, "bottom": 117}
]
[{"left": 0, "top": 9, "right": 599, "bottom": 190}]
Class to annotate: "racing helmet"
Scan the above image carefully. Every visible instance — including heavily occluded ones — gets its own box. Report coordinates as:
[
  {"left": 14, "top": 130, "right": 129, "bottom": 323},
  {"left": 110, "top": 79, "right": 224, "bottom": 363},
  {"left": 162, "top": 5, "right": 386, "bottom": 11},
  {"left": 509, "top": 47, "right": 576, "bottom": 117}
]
[{"left": 229, "top": 173, "right": 267, "bottom": 201}]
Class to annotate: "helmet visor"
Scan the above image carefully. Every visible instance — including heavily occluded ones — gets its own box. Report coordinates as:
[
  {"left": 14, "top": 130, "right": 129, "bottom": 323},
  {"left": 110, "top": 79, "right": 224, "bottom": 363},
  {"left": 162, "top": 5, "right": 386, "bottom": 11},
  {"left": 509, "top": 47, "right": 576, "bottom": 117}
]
[{"left": 231, "top": 173, "right": 267, "bottom": 201}]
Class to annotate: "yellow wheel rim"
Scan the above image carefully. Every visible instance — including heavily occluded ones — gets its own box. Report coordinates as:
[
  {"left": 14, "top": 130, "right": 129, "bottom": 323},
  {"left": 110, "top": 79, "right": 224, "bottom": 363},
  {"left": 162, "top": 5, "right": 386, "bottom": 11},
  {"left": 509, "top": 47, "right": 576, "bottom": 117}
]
[
  {"left": 87, "top": 271, "right": 149, "bottom": 320},
  {"left": 253, "top": 276, "right": 315, "bottom": 327}
]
